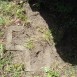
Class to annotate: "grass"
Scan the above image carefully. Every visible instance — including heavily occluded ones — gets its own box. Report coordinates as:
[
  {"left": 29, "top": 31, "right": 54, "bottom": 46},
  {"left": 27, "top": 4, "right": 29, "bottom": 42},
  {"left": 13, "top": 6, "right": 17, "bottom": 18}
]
[
  {"left": 0, "top": 1, "right": 27, "bottom": 76},
  {"left": 44, "top": 67, "right": 60, "bottom": 77},
  {"left": 0, "top": 0, "right": 27, "bottom": 26},
  {"left": 5, "top": 63, "right": 25, "bottom": 77},
  {"left": 25, "top": 40, "right": 35, "bottom": 50},
  {"left": 0, "top": 44, "right": 25, "bottom": 77},
  {"left": 37, "top": 27, "right": 53, "bottom": 43},
  {"left": 43, "top": 30, "right": 53, "bottom": 43}
]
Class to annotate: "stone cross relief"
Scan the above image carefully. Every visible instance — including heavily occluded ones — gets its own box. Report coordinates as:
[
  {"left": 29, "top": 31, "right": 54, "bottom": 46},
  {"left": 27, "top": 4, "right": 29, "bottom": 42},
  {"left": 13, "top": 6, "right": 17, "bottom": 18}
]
[{"left": 6, "top": 26, "right": 51, "bottom": 73}]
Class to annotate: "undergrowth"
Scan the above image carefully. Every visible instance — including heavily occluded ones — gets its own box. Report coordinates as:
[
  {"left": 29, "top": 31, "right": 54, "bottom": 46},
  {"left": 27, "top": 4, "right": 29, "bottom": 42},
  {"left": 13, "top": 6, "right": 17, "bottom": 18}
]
[
  {"left": 44, "top": 67, "right": 60, "bottom": 77},
  {"left": 0, "top": 0, "right": 27, "bottom": 26},
  {"left": 37, "top": 27, "right": 53, "bottom": 43},
  {"left": 24, "top": 40, "right": 35, "bottom": 50},
  {"left": 0, "top": 0, "right": 27, "bottom": 73},
  {"left": 0, "top": 43, "right": 25, "bottom": 77}
]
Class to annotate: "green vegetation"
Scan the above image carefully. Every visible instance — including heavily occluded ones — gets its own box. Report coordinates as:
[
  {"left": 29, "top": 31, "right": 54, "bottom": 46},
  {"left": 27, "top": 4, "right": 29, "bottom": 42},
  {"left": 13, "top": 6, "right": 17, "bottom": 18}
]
[
  {"left": 0, "top": 1, "right": 27, "bottom": 76},
  {"left": 37, "top": 27, "right": 53, "bottom": 43},
  {"left": 0, "top": 31, "right": 4, "bottom": 37},
  {"left": 25, "top": 40, "right": 35, "bottom": 50},
  {"left": 0, "top": 44, "right": 4, "bottom": 58},
  {"left": 0, "top": 17, "right": 5, "bottom": 26},
  {"left": 0, "top": 0, "right": 27, "bottom": 26},
  {"left": 43, "top": 30, "right": 52, "bottom": 43},
  {"left": 0, "top": 44, "right": 25, "bottom": 77},
  {"left": 44, "top": 67, "right": 60, "bottom": 77}
]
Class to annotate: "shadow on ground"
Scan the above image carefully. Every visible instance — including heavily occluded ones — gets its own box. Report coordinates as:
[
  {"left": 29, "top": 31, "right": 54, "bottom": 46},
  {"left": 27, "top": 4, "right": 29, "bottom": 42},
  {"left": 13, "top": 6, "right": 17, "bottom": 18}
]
[{"left": 29, "top": 0, "right": 77, "bottom": 65}]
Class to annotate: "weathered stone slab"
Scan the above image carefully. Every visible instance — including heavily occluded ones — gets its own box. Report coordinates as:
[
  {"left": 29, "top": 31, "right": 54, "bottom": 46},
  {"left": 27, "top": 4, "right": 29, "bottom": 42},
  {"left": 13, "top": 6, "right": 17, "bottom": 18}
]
[
  {"left": 6, "top": 26, "right": 25, "bottom": 50},
  {"left": 6, "top": 4, "right": 52, "bottom": 72},
  {"left": 25, "top": 3, "right": 51, "bottom": 72},
  {"left": 6, "top": 25, "right": 31, "bottom": 72}
]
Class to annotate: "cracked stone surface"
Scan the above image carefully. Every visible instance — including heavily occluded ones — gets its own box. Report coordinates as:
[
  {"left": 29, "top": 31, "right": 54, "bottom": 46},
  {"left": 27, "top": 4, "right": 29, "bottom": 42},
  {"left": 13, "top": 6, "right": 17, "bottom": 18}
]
[{"left": 6, "top": 25, "right": 52, "bottom": 73}]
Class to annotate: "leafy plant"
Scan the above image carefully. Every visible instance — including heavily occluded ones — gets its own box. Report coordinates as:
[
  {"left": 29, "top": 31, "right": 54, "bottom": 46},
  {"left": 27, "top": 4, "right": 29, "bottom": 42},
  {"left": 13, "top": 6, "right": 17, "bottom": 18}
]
[
  {"left": 5, "top": 63, "right": 25, "bottom": 77},
  {"left": 44, "top": 67, "right": 60, "bottom": 77},
  {"left": 16, "top": 8, "right": 27, "bottom": 21},
  {"left": 0, "top": 44, "right": 25, "bottom": 77}
]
